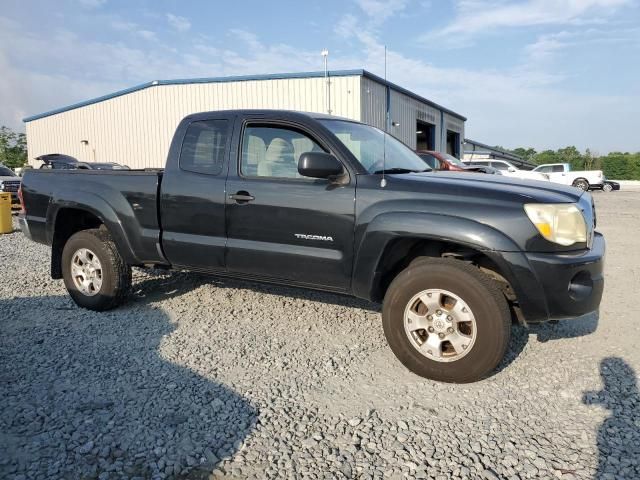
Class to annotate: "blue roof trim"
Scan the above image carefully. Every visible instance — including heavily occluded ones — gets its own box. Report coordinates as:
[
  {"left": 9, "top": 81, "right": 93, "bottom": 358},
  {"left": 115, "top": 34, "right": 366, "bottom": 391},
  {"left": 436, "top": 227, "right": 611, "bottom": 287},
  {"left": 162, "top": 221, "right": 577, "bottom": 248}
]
[{"left": 23, "top": 68, "right": 466, "bottom": 122}]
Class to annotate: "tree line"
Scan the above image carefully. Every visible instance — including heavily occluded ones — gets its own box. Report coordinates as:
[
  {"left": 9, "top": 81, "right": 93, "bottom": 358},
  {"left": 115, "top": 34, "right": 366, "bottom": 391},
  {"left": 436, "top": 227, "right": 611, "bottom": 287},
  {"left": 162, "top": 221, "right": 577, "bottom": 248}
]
[
  {"left": 0, "top": 126, "right": 27, "bottom": 169},
  {"left": 503, "top": 146, "right": 640, "bottom": 180}
]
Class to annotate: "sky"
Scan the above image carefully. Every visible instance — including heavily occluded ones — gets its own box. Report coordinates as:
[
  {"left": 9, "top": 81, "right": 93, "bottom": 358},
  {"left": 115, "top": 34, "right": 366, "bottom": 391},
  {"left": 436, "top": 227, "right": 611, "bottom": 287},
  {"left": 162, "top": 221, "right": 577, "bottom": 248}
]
[{"left": 1, "top": 0, "right": 639, "bottom": 153}]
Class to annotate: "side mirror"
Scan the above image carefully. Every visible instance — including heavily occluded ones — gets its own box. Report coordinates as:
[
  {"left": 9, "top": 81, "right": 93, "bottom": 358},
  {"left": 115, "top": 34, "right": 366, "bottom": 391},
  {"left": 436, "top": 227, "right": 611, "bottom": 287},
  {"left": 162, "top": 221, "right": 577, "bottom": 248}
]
[
  {"left": 298, "top": 152, "right": 344, "bottom": 179},
  {"left": 508, "top": 167, "right": 516, "bottom": 173}
]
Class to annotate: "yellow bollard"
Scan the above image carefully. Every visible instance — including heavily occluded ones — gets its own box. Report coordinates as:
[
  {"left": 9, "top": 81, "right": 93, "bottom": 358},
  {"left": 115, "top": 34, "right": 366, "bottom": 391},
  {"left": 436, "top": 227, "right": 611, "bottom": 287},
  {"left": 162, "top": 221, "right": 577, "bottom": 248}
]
[{"left": 0, "top": 192, "right": 13, "bottom": 234}]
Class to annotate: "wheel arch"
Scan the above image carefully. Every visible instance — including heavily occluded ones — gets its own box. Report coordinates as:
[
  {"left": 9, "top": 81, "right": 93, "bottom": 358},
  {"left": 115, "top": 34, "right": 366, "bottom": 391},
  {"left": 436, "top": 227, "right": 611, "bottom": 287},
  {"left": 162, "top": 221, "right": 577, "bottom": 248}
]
[
  {"left": 351, "top": 212, "right": 525, "bottom": 311},
  {"left": 48, "top": 199, "right": 137, "bottom": 279}
]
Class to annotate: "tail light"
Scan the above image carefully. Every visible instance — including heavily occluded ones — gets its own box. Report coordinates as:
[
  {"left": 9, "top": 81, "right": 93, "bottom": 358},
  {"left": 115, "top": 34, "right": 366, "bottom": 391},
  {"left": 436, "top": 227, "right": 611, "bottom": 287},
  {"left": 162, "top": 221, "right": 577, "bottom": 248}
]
[{"left": 18, "top": 185, "right": 25, "bottom": 214}]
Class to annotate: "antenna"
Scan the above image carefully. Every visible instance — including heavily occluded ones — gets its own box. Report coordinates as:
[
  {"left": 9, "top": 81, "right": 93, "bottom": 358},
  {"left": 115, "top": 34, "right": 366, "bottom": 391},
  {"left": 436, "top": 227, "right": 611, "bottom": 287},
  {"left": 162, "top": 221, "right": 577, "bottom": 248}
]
[{"left": 381, "top": 45, "right": 387, "bottom": 188}]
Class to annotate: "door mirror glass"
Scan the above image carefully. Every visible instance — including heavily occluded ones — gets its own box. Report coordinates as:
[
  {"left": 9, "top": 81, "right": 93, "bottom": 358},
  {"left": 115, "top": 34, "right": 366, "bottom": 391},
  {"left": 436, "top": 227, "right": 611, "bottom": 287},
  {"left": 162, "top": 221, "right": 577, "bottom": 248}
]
[{"left": 298, "top": 152, "right": 344, "bottom": 179}]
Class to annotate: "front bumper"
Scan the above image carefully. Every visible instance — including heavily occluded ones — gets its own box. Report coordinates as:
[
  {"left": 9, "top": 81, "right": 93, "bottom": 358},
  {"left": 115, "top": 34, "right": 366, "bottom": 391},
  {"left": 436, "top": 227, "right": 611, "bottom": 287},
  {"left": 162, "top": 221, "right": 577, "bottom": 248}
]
[{"left": 524, "top": 232, "right": 605, "bottom": 322}]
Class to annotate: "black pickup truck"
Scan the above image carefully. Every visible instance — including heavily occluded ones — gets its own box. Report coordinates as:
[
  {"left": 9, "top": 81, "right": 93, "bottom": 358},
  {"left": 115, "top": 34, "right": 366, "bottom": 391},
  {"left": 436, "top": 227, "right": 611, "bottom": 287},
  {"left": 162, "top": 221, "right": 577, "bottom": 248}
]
[{"left": 19, "top": 110, "right": 605, "bottom": 382}]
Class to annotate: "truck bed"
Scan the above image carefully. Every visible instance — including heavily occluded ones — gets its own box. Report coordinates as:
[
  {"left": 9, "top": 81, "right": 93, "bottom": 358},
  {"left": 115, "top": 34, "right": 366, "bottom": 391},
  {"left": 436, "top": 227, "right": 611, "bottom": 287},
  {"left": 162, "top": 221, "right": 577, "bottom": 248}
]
[{"left": 20, "top": 169, "right": 165, "bottom": 265}]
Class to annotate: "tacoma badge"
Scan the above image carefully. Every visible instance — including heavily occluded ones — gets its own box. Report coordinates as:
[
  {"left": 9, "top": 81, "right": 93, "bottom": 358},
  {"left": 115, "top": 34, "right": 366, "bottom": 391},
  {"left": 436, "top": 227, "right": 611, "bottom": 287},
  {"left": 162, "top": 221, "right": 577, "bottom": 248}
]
[{"left": 295, "top": 233, "right": 334, "bottom": 242}]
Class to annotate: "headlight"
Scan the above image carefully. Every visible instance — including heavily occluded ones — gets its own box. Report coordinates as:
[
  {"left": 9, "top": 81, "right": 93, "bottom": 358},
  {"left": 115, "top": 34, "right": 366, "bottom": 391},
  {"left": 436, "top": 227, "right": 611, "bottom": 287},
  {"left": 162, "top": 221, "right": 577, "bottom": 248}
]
[{"left": 524, "top": 203, "right": 587, "bottom": 246}]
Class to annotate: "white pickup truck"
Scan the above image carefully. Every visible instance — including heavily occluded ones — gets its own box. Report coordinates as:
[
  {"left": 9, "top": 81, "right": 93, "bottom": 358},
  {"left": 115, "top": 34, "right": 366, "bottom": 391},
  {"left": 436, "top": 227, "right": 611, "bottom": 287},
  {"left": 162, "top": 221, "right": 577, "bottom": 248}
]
[{"left": 532, "top": 163, "right": 603, "bottom": 191}]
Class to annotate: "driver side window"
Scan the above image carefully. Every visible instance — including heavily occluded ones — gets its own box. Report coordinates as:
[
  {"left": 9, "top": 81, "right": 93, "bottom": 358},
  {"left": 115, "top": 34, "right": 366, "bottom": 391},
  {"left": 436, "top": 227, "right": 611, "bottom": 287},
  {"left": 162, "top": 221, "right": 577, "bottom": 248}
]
[{"left": 241, "top": 126, "right": 325, "bottom": 179}]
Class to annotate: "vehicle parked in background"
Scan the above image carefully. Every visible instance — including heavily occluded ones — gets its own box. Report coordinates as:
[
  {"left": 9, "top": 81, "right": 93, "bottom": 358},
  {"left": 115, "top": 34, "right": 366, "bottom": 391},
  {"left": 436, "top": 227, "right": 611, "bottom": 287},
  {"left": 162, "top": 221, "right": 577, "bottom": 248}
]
[
  {"left": 37, "top": 154, "right": 130, "bottom": 171},
  {"left": 19, "top": 110, "right": 605, "bottom": 383},
  {"left": 464, "top": 159, "right": 548, "bottom": 182},
  {"left": 15, "top": 166, "right": 33, "bottom": 177},
  {"left": 532, "top": 163, "right": 603, "bottom": 191},
  {"left": 418, "top": 151, "right": 501, "bottom": 175},
  {"left": 0, "top": 164, "right": 22, "bottom": 206},
  {"left": 590, "top": 179, "right": 620, "bottom": 193}
]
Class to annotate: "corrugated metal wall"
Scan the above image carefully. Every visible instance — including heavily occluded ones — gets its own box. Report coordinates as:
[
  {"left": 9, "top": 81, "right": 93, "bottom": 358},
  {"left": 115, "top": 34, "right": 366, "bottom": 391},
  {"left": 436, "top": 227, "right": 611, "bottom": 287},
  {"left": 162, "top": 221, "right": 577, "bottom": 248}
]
[
  {"left": 25, "top": 73, "right": 465, "bottom": 169},
  {"left": 360, "top": 76, "right": 464, "bottom": 152},
  {"left": 389, "top": 90, "right": 443, "bottom": 150},
  {"left": 360, "top": 76, "right": 387, "bottom": 131},
  {"left": 26, "top": 76, "right": 362, "bottom": 169}
]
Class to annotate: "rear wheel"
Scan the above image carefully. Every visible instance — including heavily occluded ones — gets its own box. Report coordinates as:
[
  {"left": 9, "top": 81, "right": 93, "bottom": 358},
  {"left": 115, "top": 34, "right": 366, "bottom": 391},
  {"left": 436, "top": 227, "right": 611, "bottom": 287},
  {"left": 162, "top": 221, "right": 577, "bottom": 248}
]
[
  {"left": 382, "top": 258, "right": 511, "bottom": 383},
  {"left": 573, "top": 178, "right": 590, "bottom": 191},
  {"left": 62, "top": 228, "right": 131, "bottom": 311}
]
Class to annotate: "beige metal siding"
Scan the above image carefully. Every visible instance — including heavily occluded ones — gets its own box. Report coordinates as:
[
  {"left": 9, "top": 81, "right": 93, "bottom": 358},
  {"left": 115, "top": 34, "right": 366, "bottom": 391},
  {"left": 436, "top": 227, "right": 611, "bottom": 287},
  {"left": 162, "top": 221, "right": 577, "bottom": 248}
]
[{"left": 26, "top": 75, "right": 362, "bottom": 169}]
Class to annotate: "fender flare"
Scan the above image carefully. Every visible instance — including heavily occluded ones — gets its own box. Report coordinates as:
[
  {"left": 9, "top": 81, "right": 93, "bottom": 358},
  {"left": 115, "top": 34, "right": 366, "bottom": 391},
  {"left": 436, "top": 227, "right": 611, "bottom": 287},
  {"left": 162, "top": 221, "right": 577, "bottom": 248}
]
[
  {"left": 46, "top": 191, "right": 140, "bottom": 265},
  {"left": 352, "top": 211, "right": 526, "bottom": 301}
]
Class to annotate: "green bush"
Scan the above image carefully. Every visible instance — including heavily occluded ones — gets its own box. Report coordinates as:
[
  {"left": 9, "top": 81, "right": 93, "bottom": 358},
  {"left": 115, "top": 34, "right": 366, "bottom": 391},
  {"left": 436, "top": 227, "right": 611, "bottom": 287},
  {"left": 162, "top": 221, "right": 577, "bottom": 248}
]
[{"left": 501, "top": 145, "right": 640, "bottom": 180}]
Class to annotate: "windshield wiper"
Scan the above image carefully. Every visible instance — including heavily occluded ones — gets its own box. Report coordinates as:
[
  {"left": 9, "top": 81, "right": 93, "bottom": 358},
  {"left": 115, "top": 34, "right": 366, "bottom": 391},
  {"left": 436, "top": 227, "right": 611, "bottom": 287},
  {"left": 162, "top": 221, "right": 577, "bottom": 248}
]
[{"left": 372, "top": 167, "right": 431, "bottom": 174}]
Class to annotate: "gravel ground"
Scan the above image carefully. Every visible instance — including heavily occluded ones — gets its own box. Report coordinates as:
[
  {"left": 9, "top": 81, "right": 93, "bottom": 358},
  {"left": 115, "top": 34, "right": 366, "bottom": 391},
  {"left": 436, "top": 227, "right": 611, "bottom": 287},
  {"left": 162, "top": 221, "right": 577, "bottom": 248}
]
[{"left": 1, "top": 191, "right": 639, "bottom": 480}]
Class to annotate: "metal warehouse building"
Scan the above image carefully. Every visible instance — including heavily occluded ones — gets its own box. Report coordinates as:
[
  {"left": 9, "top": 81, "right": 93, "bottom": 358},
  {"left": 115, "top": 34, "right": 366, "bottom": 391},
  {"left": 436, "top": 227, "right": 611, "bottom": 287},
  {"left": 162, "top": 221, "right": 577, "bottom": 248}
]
[{"left": 24, "top": 69, "right": 466, "bottom": 169}]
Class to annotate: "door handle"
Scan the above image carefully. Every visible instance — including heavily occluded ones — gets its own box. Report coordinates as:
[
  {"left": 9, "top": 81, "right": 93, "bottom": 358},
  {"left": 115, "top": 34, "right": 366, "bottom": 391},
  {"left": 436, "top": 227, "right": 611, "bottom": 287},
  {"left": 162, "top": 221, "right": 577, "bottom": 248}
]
[{"left": 229, "top": 192, "right": 255, "bottom": 203}]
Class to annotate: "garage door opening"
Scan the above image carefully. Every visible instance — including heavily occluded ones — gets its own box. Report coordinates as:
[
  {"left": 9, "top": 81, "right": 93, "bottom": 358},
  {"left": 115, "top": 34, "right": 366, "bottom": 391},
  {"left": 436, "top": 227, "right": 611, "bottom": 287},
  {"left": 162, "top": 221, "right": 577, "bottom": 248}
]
[
  {"left": 446, "top": 130, "right": 460, "bottom": 158},
  {"left": 416, "top": 120, "right": 436, "bottom": 151}
]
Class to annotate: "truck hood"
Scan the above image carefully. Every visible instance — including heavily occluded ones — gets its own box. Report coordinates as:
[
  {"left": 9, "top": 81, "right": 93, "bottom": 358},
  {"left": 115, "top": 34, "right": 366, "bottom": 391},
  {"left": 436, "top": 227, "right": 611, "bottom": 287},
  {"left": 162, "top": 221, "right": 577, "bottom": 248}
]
[{"left": 389, "top": 171, "right": 583, "bottom": 204}]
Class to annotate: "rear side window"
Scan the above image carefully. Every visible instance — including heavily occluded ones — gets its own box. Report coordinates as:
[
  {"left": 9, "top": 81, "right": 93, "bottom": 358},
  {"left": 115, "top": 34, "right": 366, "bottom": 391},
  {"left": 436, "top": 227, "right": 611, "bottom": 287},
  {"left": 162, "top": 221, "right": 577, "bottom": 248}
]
[{"left": 180, "top": 120, "right": 228, "bottom": 175}]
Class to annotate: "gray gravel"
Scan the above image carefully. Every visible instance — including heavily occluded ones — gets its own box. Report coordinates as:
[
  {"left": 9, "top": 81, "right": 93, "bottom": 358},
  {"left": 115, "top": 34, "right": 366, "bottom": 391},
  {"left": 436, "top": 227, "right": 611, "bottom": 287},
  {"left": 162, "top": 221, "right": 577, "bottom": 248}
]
[{"left": 1, "top": 191, "right": 639, "bottom": 480}]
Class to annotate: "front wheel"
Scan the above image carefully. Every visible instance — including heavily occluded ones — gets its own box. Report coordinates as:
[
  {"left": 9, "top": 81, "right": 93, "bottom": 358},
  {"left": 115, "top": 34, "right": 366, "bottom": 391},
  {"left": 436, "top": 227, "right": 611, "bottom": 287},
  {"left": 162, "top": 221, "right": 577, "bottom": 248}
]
[
  {"left": 602, "top": 183, "right": 613, "bottom": 192},
  {"left": 573, "top": 178, "right": 590, "bottom": 191},
  {"left": 61, "top": 228, "right": 131, "bottom": 311},
  {"left": 382, "top": 258, "right": 511, "bottom": 383}
]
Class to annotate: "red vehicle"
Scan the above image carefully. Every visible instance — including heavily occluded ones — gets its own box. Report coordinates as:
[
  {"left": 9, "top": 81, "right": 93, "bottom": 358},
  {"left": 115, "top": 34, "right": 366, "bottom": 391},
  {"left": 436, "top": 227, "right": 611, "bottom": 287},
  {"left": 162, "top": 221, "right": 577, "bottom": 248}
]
[{"left": 417, "top": 151, "right": 501, "bottom": 175}]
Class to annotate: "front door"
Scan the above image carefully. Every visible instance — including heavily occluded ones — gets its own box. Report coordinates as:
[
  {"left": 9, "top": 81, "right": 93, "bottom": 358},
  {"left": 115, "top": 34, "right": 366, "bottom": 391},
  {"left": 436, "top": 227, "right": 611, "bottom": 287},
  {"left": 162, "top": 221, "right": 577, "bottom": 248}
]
[{"left": 225, "top": 121, "right": 355, "bottom": 290}]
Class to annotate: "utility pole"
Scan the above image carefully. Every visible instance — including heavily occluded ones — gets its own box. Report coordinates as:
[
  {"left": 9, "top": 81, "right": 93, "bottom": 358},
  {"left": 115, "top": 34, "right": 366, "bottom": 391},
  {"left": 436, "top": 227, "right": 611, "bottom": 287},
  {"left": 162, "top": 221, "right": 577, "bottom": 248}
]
[{"left": 321, "top": 49, "right": 331, "bottom": 115}]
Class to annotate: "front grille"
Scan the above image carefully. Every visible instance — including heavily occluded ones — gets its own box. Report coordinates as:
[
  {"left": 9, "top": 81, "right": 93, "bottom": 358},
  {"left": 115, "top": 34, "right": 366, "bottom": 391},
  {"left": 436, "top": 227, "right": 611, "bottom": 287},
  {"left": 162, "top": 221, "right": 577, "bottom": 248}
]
[{"left": 1, "top": 181, "right": 21, "bottom": 192}]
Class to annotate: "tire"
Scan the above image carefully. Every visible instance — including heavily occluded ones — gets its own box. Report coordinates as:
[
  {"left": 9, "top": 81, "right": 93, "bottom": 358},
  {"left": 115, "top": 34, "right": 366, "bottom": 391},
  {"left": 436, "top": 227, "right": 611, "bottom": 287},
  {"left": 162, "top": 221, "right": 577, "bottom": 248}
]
[
  {"left": 61, "top": 228, "right": 131, "bottom": 311},
  {"left": 382, "top": 258, "right": 511, "bottom": 383},
  {"left": 572, "top": 178, "right": 589, "bottom": 191},
  {"left": 602, "top": 183, "right": 613, "bottom": 192}
]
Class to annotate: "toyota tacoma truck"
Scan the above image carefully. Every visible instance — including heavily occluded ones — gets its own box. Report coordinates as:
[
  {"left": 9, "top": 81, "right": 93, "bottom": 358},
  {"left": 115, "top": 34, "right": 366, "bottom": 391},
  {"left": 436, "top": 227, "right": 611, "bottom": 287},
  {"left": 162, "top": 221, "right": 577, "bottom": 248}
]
[{"left": 18, "top": 110, "right": 605, "bottom": 383}]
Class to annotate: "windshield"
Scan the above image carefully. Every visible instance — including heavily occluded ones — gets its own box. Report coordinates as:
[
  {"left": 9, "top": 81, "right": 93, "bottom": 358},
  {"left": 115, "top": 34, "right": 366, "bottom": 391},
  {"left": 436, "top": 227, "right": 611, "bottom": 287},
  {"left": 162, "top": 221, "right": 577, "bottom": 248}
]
[
  {"left": 0, "top": 166, "right": 16, "bottom": 177},
  {"left": 320, "top": 120, "right": 429, "bottom": 174}
]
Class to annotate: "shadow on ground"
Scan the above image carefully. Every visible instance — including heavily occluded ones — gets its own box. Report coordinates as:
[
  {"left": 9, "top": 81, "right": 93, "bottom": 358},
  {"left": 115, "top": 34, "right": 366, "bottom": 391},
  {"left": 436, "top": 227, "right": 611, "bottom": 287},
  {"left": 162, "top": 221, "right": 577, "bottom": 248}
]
[
  {"left": 132, "top": 268, "right": 380, "bottom": 313},
  {"left": 495, "top": 311, "right": 599, "bottom": 375},
  {"left": 132, "top": 270, "right": 599, "bottom": 380},
  {"left": 0, "top": 292, "right": 257, "bottom": 480},
  {"left": 583, "top": 357, "right": 640, "bottom": 479}
]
